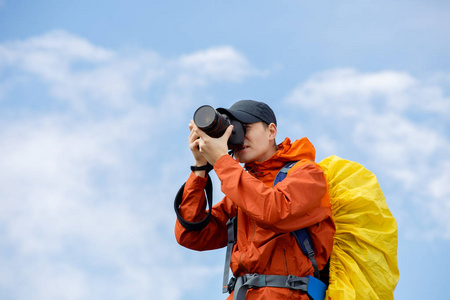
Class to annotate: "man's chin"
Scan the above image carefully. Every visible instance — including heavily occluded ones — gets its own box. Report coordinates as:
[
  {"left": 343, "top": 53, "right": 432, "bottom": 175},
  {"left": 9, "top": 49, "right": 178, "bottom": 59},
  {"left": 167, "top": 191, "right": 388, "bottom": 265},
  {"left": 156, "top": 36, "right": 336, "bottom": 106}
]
[{"left": 235, "top": 154, "right": 250, "bottom": 164}]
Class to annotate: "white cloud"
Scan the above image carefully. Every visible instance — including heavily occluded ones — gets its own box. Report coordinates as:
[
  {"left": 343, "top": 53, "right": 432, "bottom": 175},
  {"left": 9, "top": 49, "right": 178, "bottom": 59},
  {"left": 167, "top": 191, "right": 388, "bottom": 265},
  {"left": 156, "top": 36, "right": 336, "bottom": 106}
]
[
  {"left": 0, "top": 30, "right": 113, "bottom": 82},
  {"left": 0, "top": 30, "right": 161, "bottom": 111},
  {"left": 178, "top": 46, "right": 267, "bottom": 85},
  {"left": 285, "top": 68, "right": 450, "bottom": 240},
  {"left": 0, "top": 30, "right": 264, "bottom": 299},
  {"left": 285, "top": 68, "right": 450, "bottom": 117},
  {"left": 0, "top": 31, "right": 264, "bottom": 114}
]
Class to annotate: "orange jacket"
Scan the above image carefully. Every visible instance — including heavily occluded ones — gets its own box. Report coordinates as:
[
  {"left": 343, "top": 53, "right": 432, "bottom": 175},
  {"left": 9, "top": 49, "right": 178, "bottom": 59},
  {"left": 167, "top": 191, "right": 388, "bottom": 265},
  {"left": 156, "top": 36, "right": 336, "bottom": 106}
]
[{"left": 175, "top": 137, "right": 335, "bottom": 299}]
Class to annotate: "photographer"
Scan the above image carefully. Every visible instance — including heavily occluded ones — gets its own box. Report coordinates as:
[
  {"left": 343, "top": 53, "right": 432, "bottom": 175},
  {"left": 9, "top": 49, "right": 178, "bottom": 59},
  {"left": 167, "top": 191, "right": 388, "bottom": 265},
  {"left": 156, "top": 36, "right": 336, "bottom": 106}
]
[{"left": 175, "top": 100, "right": 335, "bottom": 300}]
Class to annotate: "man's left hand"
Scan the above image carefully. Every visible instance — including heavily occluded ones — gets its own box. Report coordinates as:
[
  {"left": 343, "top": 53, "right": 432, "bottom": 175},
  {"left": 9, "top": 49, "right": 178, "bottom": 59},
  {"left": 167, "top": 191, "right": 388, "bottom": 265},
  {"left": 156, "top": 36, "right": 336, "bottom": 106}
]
[{"left": 191, "top": 120, "right": 233, "bottom": 166}]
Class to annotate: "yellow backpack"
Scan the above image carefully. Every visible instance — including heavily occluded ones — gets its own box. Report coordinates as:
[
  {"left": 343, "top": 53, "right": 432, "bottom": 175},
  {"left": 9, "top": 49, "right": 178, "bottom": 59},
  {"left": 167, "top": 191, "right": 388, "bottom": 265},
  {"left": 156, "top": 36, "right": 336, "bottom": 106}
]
[{"left": 319, "top": 156, "right": 399, "bottom": 299}]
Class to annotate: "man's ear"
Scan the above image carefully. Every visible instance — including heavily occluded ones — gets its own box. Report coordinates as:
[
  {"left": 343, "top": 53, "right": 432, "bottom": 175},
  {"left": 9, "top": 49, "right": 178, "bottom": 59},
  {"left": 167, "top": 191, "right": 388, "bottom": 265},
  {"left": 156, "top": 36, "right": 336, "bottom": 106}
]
[{"left": 268, "top": 123, "right": 277, "bottom": 140}]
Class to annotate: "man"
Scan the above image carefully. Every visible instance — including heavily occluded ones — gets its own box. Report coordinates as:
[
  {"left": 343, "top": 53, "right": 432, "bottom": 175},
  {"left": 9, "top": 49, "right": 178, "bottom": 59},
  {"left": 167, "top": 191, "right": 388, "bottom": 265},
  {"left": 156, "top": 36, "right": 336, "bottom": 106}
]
[{"left": 175, "top": 100, "right": 335, "bottom": 299}]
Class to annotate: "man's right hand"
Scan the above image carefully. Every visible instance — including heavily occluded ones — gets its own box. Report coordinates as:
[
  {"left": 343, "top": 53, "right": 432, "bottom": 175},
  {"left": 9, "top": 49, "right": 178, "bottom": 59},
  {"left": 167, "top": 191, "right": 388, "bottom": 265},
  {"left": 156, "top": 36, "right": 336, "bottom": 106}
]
[{"left": 188, "top": 120, "right": 208, "bottom": 177}]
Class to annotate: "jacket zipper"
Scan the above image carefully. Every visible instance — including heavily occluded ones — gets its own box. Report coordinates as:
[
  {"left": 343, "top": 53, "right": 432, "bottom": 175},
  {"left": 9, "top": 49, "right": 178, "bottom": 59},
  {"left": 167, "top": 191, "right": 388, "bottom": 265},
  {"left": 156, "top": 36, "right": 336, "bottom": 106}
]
[
  {"left": 237, "top": 217, "right": 256, "bottom": 274},
  {"left": 284, "top": 249, "right": 289, "bottom": 275}
]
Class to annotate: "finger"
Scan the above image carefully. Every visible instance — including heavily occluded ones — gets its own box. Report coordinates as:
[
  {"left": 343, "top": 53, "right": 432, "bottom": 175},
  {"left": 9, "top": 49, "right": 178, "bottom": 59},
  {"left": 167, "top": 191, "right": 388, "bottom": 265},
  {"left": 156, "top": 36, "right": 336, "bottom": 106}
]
[
  {"left": 189, "top": 120, "right": 196, "bottom": 131},
  {"left": 223, "top": 125, "right": 234, "bottom": 139},
  {"left": 190, "top": 138, "right": 200, "bottom": 150},
  {"left": 188, "top": 129, "right": 199, "bottom": 143},
  {"left": 189, "top": 120, "right": 206, "bottom": 138},
  {"left": 190, "top": 120, "right": 199, "bottom": 130},
  {"left": 197, "top": 138, "right": 205, "bottom": 152},
  {"left": 193, "top": 125, "right": 208, "bottom": 139}
]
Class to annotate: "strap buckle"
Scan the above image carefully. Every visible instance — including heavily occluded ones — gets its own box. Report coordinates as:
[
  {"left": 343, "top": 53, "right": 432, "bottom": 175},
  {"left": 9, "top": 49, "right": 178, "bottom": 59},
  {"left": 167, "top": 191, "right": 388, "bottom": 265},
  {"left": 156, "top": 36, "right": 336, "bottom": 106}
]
[
  {"left": 286, "top": 275, "right": 309, "bottom": 290},
  {"left": 242, "top": 273, "right": 260, "bottom": 289},
  {"left": 226, "top": 217, "right": 237, "bottom": 244},
  {"left": 227, "top": 277, "right": 236, "bottom": 294}
]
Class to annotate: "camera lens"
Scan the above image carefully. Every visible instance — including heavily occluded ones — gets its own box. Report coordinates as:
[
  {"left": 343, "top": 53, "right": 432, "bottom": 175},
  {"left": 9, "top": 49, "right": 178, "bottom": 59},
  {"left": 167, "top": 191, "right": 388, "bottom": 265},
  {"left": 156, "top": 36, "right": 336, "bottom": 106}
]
[
  {"left": 194, "top": 105, "right": 217, "bottom": 130},
  {"left": 193, "top": 105, "right": 230, "bottom": 138}
]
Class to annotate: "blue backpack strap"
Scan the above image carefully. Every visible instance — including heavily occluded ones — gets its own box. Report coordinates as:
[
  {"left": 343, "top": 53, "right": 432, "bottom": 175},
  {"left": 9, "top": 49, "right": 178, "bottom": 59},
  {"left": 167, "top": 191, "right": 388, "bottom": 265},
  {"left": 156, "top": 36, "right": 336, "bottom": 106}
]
[
  {"left": 306, "top": 276, "right": 327, "bottom": 300},
  {"left": 273, "top": 161, "right": 298, "bottom": 186},
  {"left": 274, "top": 161, "right": 320, "bottom": 279},
  {"left": 293, "top": 229, "right": 320, "bottom": 279}
]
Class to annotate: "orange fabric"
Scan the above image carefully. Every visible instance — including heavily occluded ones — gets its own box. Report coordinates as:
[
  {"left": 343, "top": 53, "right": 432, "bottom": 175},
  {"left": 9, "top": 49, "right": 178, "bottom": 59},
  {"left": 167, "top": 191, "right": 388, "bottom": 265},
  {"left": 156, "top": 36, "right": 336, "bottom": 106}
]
[{"left": 175, "top": 137, "right": 335, "bottom": 299}]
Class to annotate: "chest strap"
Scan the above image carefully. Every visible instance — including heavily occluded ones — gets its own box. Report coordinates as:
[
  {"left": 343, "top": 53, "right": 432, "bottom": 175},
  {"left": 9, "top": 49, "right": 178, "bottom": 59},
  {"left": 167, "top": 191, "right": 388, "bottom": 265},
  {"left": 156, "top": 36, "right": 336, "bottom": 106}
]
[{"left": 230, "top": 273, "right": 327, "bottom": 300}]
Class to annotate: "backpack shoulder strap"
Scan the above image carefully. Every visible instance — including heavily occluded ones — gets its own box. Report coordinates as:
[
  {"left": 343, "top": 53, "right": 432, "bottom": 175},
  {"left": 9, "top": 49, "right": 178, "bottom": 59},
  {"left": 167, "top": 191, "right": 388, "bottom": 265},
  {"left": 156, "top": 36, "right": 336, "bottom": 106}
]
[
  {"left": 274, "top": 161, "right": 320, "bottom": 279},
  {"left": 273, "top": 161, "right": 298, "bottom": 186}
]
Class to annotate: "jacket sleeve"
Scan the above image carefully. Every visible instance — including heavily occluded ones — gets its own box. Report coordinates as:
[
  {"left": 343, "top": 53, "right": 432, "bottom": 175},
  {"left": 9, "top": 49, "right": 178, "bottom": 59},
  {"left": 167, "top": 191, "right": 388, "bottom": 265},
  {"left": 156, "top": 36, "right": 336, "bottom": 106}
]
[
  {"left": 214, "top": 155, "right": 330, "bottom": 233},
  {"left": 174, "top": 172, "right": 236, "bottom": 251}
]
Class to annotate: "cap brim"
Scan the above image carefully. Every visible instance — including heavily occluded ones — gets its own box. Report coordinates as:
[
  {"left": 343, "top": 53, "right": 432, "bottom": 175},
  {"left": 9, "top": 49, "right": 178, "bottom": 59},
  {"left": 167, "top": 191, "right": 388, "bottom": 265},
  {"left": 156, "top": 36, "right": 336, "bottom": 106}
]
[{"left": 217, "top": 108, "right": 262, "bottom": 124}]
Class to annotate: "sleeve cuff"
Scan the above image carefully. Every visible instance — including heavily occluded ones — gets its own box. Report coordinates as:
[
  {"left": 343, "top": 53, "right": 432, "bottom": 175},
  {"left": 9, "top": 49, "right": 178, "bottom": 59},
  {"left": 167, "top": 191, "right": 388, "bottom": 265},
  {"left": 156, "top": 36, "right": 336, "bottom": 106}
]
[
  {"left": 188, "top": 171, "right": 208, "bottom": 186},
  {"left": 214, "top": 154, "right": 237, "bottom": 173}
]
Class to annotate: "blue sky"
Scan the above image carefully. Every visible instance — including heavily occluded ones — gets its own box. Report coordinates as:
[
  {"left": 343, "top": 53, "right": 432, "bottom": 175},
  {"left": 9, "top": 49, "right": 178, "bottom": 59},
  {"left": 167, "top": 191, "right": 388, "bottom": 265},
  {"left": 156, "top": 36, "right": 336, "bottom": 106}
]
[{"left": 0, "top": 1, "right": 449, "bottom": 299}]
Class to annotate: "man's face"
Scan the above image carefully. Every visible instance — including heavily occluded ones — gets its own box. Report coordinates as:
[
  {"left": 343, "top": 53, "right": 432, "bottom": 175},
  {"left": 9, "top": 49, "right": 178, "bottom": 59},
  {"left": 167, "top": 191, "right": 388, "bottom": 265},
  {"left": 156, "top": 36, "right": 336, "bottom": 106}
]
[{"left": 234, "top": 122, "right": 276, "bottom": 164}]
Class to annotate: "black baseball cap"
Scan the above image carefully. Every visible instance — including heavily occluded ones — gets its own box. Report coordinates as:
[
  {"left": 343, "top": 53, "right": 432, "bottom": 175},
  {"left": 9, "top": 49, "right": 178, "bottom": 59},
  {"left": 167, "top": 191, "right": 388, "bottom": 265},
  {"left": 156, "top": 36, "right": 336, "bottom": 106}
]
[{"left": 217, "top": 100, "right": 277, "bottom": 126}]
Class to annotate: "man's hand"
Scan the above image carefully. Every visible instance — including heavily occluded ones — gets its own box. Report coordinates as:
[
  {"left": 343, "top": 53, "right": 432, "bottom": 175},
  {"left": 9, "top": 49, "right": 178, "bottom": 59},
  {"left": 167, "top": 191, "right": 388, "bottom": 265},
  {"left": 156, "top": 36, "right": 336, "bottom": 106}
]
[
  {"left": 188, "top": 120, "right": 208, "bottom": 167},
  {"left": 189, "top": 120, "right": 233, "bottom": 166}
]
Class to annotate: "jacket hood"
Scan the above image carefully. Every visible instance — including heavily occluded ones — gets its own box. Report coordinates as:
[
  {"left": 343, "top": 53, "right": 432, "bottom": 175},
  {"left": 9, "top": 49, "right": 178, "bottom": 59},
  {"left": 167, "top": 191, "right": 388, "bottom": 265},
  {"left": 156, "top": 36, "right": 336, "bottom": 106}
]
[{"left": 244, "top": 137, "right": 316, "bottom": 176}]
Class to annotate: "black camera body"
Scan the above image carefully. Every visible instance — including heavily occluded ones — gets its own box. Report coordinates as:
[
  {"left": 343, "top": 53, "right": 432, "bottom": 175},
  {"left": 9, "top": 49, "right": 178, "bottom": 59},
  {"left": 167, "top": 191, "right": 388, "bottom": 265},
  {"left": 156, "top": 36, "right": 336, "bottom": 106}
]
[{"left": 193, "top": 105, "right": 245, "bottom": 151}]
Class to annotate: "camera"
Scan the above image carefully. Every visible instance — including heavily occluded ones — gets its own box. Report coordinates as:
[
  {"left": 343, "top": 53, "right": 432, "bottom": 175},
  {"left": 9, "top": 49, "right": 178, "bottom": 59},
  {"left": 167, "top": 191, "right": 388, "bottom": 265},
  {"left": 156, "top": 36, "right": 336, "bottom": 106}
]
[{"left": 193, "top": 105, "right": 245, "bottom": 151}]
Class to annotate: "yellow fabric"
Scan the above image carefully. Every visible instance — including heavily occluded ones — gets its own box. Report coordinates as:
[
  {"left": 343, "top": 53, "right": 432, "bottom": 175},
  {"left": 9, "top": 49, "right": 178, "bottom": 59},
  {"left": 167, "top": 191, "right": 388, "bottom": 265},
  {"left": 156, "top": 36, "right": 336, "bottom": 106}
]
[{"left": 318, "top": 155, "right": 399, "bottom": 300}]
